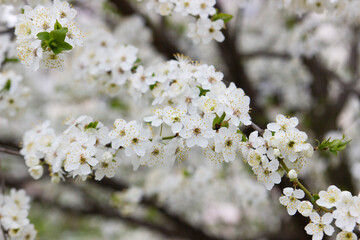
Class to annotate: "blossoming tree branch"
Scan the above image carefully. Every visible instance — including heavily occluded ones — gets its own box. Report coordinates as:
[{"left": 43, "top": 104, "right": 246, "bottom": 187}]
[{"left": 0, "top": 0, "right": 360, "bottom": 240}]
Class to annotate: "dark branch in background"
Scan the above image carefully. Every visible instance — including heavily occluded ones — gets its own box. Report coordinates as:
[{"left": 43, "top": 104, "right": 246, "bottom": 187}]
[
  {"left": 0, "top": 27, "right": 15, "bottom": 37},
  {"left": 301, "top": 54, "right": 355, "bottom": 193},
  {"left": 93, "top": 178, "right": 224, "bottom": 240},
  {"left": 108, "top": 0, "right": 180, "bottom": 59},
  {"left": 0, "top": 146, "right": 224, "bottom": 240},
  {"left": 214, "top": 2, "right": 267, "bottom": 128},
  {"left": 1, "top": 174, "right": 180, "bottom": 239},
  {"left": 0, "top": 147, "right": 23, "bottom": 156},
  {"left": 241, "top": 50, "right": 291, "bottom": 60},
  {"left": 348, "top": 25, "right": 360, "bottom": 79}
]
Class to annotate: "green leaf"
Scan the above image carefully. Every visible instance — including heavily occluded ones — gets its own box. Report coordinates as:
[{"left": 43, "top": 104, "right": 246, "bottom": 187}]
[
  {"left": 311, "top": 194, "right": 320, "bottom": 204},
  {"left": 197, "top": 86, "right": 210, "bottom": 97},
  {"left": 4, "top": 58, "right": 18, "bottom": 63},
  {"left": 41, "top": 40, "right": 49, "bottom": 50},
  {"left": 2, "top": 79, "right": 11, "bottom": 91},
  {"left": 50, "top": 46, "right": 62, "bottom": 55},
  {"left": 213, "top": 112, "right": 226, "bottom": 129},
  {"left": 37, "top": 31, "right": 50, "bottom": 41},
  {"left": 109, "top": 98, "right": 128, "bottom": 111},
  {"left": 49, "top": 41, "right": 73, "bottom": 55},
  {"left": 50, "top": 27, "right": 68, "bottom": 44},
  {"left": 211, "top": 13, "right": 233, "bottom": 23},
  {"left": 58, "top": 42, "right": 73, "bottom": 51},
  {"left": 150, "top": 83, "right": 158, "bottom": 90},
  {"left": 183, "top": 169, "right": 191, "bottom": 177},
  {"left": 285, "top": 17, "right": 298, "bottom": 30},
  {"left": 131, "top": 58, "right": 142, "bottom": 71},
  {"left": 237, "top": 130, "right": 248, "bottom": 142},
  {"left": 84, "top": 121, "right": 99, "bottom": 130},
  {"left": 54, "top": 20, "right": 62, "bottom": 30}
]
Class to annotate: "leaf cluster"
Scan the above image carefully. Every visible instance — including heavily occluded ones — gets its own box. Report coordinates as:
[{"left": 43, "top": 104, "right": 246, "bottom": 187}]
[
  {"left": 316, "top": 135, "right": 351, "bottom": 155},
  {"left": 36, "top": 20, "right": 73, "bottom": 55},
  {"left": 84, "top": 121, "right": 99, "bottom": 130}
]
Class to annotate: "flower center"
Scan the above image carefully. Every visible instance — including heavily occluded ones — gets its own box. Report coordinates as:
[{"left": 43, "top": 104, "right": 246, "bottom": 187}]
[{"left": 193, "top": 127, "right": 201, "bottom": 135}]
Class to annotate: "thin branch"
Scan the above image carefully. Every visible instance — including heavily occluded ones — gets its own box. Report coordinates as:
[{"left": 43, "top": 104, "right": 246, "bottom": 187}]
[
  {"left": 348, "top": 25, "right": 360, "bottom": 80},
  {"left": 0, "top": 28, "right": 14, "bottom": 36},
  {"left": 0, "top": 157, "right": 4, "bottom": 195},
  {"left": 250, "top": 123, "right": 264, "bottom": 135},
  {"left": 241, "top": 50, "right": 291, "bottom": 60},
  {"left": 94, "top": 178, "right": 224, "bottom": 240},
  {"left": 2, "top": 173, "right": 183, "bottom": 238},
  {"left": 1, "top": 147, "right": 225, "bottom": 240},
  {"left": 0, "top": 147, "right": 23, "bottom": 157}
]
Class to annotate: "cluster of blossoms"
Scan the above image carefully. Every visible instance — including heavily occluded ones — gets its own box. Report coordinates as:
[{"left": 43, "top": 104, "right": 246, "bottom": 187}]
[
  {"left": 0, "top": 70, "right": 30, "bottom": 118},
  {"left": 73, "top": 29, "right": 140, "bottom": 97},
  {"left": 20, "top": 116, "right": 120, "bottom": 182},
  {"left": 0, "top": 189, "right": 37, "bottom": 240},
  {"left": 15, "top": 0, "right": 83, "bottom": 71},
  {"left": 279, "top": 185, "right": 360, "bottom": 240},
  {"left": 242, "top": 114, "right": 313, "bottom": 190},
  {"left": 20, "top": 57, "right": 252, "bottom": 179},
  {"left": 277, "top": 0, "right": 360, "bottom": 17},
  {"left": 144, "top": 0, "right": 227, "bottom": 44}
]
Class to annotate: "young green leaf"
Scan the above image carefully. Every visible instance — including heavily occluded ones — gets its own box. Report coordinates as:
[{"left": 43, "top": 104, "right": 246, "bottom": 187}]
[
  {"left": 150, "top": 83, "right": 158, "bottom": 90},
  {"left": 2, "top": 79, "right": 11, "bottom": 91},
  {"left": 197, "top": 86, "right": 210, "bottom": 96},
  {"left": 58, "top": 42, "right": 73, "bottom": 51},
  {"left": 54, "top": 20, "right": 62, "bottom": 30},
  {"left": 237, "top": 129, "right": 248, "bottom": 142},
  {"left": 37, "top": 31, "right": 50, "bottom": 41},
  {"left": 84, "top": 121, "right": 99, "bottom": 130},
  {"left": 213, "top": 112, "right": 226, "bottom": 129},
  {"left": 211, "top": 13, "right": 233, "bottom": 23},
  {"left": 49, "top": 27, "right": 68, "bottom": 44},
  {"left": 4, "top": 58, "right": 19, "bottom": 63},
  {"left": 316, "top": 135, "right": 351, "bottom": 155}
]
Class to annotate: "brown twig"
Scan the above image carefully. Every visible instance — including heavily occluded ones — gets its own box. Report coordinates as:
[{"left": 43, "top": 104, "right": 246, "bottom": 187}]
[{"left": 0, "top": 147, "right": 23, "bottom": 157}]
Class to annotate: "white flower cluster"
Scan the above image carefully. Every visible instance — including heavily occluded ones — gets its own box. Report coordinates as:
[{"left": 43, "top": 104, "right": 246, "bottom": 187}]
[
  {"left": 279, "top": 185, "right": 360, "bottom": 240},
  {"left": 15, "top": 0, "right": 83, "bottom": 71},
  {"left": 0, "top": 189, "right": 37, "bottom": 240},
  {"left": 277, "top": 0, "right": 359, "bottom": 17},
  {"left": 243, "top": 114, "right": 313, "bottom": 190},
  {"left": 0, "top": 70, "right": 30, "bottom": 118},
  {"left": 20, "top": 116, "right": 120, "bottom": 182},
  {"left": 145, "top": 0, "right": 225, "bottom": 44},
  {"left": 280, "top": 187, "right": 335, "bottom": 240},
  {"left": 74, "top": 30, "right": 139, "bottom": 97},
  {"left": 20, "top": 57, "right": 252, "bottom": 179}
]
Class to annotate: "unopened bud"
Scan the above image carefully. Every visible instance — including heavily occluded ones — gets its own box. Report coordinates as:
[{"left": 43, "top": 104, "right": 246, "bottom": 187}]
[
  {"left": 51, "top": 175, "right": 61, "bottom": 184},
  {"left": 288, "top": 169, "right": 298, "bottom": 180},
  {"left": 29, "top": 165, "right": 43, "bottom": 180},
  {"left": 273, "top": 149, "right": 281, "bottom": 158},
  {"left": 102, "top": 151, "right": 113, "bottom": 162}
]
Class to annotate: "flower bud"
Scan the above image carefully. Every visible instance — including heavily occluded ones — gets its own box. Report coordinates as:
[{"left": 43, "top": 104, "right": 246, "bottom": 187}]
[
  {"left": 29, "top": 165, "right": 43, "bottom": 180},
  {"left": 288, "top": 169, "right": 298, "bottom": 180},
  {"left": 51, "top": 175, "right": 61, "bottom": 184},
  {"left": 273, "top": 148, "right": 281, "bottom": 158},
  {"left": 102, "top": 151, "right": 113, "bottom": 163}
]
